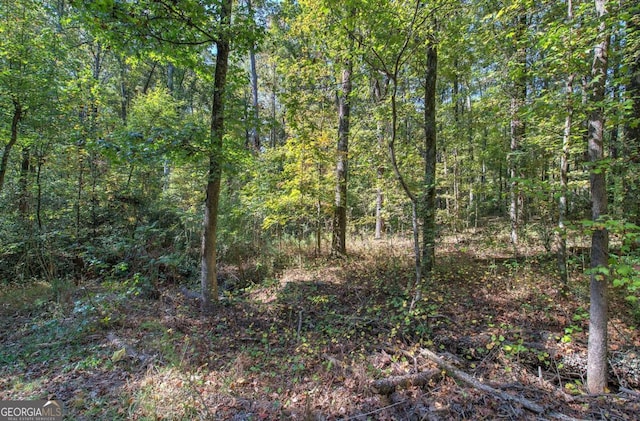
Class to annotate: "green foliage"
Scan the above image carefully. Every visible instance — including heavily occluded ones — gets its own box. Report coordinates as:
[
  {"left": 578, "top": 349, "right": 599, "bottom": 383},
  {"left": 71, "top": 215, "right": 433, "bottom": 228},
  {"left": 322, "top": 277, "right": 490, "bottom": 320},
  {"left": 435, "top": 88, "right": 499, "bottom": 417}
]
[{"left": 561, "top": 308, "right": 589, "bottom": 344}]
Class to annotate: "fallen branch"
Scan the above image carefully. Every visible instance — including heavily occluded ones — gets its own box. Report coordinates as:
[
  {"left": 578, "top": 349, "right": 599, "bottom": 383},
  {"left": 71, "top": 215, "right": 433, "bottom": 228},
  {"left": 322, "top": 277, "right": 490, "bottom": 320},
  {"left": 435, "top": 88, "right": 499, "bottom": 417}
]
[
  {"left": 419, "top": 348, "right": 588, "bottom": 420},
  {"left": 372, "top": 369, "right": 440, "bottom": 394},
  {"left": 179, "top": 286, "right": 202, "bottom": 302},
  {"left": 418, "top": 348, "right": 545, "bottom": 414},
  {"left": 620, "top": 387, "right": 640, "bottom": 398},
  {"left": 339, "top": 400, "right": 407, "bottom": 421}
]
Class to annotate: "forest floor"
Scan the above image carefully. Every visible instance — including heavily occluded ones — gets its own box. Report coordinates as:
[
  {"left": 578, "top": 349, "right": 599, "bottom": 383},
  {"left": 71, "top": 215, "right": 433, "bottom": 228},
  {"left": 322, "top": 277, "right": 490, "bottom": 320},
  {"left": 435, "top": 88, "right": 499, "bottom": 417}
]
[{"left": 1, "top": 225, "right": 640, "bottom": 420}]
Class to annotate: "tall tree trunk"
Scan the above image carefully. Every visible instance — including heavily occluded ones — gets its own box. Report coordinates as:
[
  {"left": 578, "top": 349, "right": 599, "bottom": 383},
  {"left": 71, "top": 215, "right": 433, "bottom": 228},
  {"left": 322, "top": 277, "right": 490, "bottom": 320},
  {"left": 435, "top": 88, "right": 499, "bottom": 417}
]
[
  {"left": 557, "top": 0, "right": 575, "bottom": 286},
  {"left": 587, "top": 0, "right": 611, "bottom": 394},
  {"left": 18, "top": 147, "right": 30, "bottom": 218},
  {"left": 164, "top": 63, "right": 175, "bottom": 193},
  {"left": 509, "top": 15, "right": 527, "bottom": 248},
  {"left": 388, "top": 77, "right": 420, "bottom": 290},
  {"left": 249, "top": 48, "right": 260, "bottom": 150},
  {"left": 331, "top": 58, "right": 352, "bottom": 256},
  {"left": 248, "top": 0, "right": 260, "bottom": 151},
  {"left": 421, "top": 42, "right": 438, "bottom": 282},
  {"left": 0, "top": 99, "right": 23, "bottom": 193},
  {"left": 624, "top": 4, "right": 640, "bottom": 226},
  {"left": 76, "top": 141, "right": 84, "bottom": 241},
  {"left": 118, "top": 56, "right": 128, "bottom": 123},
  {"left": 201, "top": 0, "right": 232, "bottom": 314},
  {"left": 557, "top": 73, "right": 573, "bottom": 285},
  {"left": 373, "top": 78, "right": 387, "bottom": 240},
  {"left": 36, "top": 153, "right": 43, "bottom": 231},
  {"left": 270, "top": 63, "right": 278, "bottom": 148},
  {"left": 167, "top": 62, "right": 175, "bottom": 92}
]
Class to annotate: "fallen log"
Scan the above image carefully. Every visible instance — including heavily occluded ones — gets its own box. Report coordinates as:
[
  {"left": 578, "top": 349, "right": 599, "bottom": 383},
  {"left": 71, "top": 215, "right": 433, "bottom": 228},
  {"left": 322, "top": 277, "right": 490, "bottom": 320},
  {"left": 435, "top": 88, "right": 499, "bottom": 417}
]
[
  {"left": 418, "top": 348, "right": 545, "bottom": 414},
  {"left": 372, "top": 369, "right": 440, "bottom": 394}
]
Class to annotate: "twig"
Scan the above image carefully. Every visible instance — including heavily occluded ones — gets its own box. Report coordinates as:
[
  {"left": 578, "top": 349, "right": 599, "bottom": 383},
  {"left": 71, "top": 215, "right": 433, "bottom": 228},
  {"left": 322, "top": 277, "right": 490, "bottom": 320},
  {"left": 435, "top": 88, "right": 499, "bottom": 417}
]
[
  {"left": 620, "top": 387, "right": 640, "bottom": 398},
  {"left": 181, "top": 370, "right": 211, "bottom": 421},
  {"left": 296, "top": 309, "right": 303, "bottom": 342},
  {"left": 338, "top": 400, "right": 407, "bottom": 421}
]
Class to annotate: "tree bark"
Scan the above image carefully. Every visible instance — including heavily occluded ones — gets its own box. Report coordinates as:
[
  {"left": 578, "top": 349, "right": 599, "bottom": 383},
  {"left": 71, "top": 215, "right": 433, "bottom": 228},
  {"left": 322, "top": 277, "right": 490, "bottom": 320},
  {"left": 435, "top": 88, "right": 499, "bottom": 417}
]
[
  {"left": 624, "top": 4, "right": 640, "bottom": 226},
  {"left": 373, "top": 77, "right": 387, "bottom": 240},
  {"left": 248, "top": 0, "right": 260, "bottom": 152},
  {"left": 557, "top": 1, "right": 575, "bottom": 286},
  {"left": 331, "top": 58, "right": 352, "bottom": 256},
  {"left": 557, "top": 73, "right": 573, "bottom": 286},
  {"left": 201, "top": 0, "right": 232, "bottom": 314},
  {"left": 509, "top": 14, "right": 527, "bottom": 248},
  {"left": 586, "top": 0, "right": 610, "bottom": 394},
  {"left": 388, "top": 78, "right": 421, "bottom": 292},
  {"left": 18, "top": 147, "right": 30, "bottom": 218},
  {"left": 372, "top": 369, "right": 439, "bottom": 395},
  {"left": 0, "top": 99, "right": 23, "bottom": 193},
  {"left": 421, "top": 42, "right": 437, "bottom": 280},
  {"left": 375, "top": 167, "right": 384, "bottom": 239}
]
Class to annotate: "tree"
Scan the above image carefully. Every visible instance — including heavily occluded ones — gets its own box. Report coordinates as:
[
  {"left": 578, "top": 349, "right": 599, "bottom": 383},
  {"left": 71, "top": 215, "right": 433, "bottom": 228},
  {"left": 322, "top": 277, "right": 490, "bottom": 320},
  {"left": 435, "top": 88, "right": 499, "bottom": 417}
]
[
  {"left": 0, "top": 0, "right": 57, "bottom": 194},
  {"left": 331, "top": 52, "right": 352, "bottom": 256},
  {"left": 421, "top": 40, "right": 437, "bottom": 284},
  {"left": 200, "top": 0, "right": 233, "bottom": 313},
  {"left": 247, "top": 0, "right": 261, "bottom": 152},
  {"left": 624, "top": 3, "right": 640, "bottom": 225},
  {"left": 586, "top": 0, "right": 611, "bottom": 394},
  {"left": 348, "top": 0, "right": 442, "bottom": 297},
  {"left": 557, "top": 0, "right": 578, "bottom": 286},
  {"left": 508, "top": 12, "right": 527, "bottom": 249},
  {"left": 72, "top": 0, "right": 253, "bottom": 312}
]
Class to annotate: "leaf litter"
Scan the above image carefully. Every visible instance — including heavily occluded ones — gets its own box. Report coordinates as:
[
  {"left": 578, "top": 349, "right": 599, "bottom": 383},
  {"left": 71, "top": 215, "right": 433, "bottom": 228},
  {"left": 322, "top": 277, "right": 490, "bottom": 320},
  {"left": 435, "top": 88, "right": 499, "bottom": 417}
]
[{"left": 1, "top": 234, "right": 639, "bottom": 420}]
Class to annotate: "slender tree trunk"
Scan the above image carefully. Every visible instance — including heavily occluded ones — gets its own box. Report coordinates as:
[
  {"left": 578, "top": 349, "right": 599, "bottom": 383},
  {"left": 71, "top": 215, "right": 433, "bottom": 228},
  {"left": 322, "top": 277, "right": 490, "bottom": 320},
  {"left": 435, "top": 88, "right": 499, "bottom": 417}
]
[
  {"left": 373, "top": 78, "right": 387, "bottom": 240},
  {"left": 443, "top": 148, "right": 450, "bottom": 219},
  {"left": 624, "top": 4, "right": 640, "bottom": 225},
  {"left": 375, "top": 165, "right": 384, "bottom": 239},
  {"left": 76, "top": 141, "right": 84, "bottom": 241},
  {"left": 201, "top": 0, "right": 232, "bottom": 314},
  {"left": 270, "top": 63, "right": 278, "bottom": 148},
  {"left": 557, "top": 73, "right": 573, "bottom": 285},
  {"left": 509, "top": 14, "right": 527, "bottom": 248},
  {"left": 0, "top": 99, "right": 23, "bottom": 193},
  {"left": 557, "top": 0, "right": 575, "bottom": 286},
  {"left": 167, "top": 62, "right": 174, "bottom": 92},
  {"left": 388, "top": 78, "right": 420, "bottom": 291},
  {"left": 164, "top": 62, "right": 175, "bottom": 193},
  {"left": 453, "top": 148, "right": 459, "bottom": 225},
  {"left": 421, "top": 42, "right": 437, "bottom": 282},
  {"left": 36, "top": 153, "right": 43, "bottom": 231},
  {"left": 411, "top": 201, "right": 422, "bottom": 298},
  {"left": 587, "top": 0, "right": 611, "bottom": 394},
  {"left": 331, "top": 57, "right": 352, "bottom": 256},
  {"left": 249, "top": 49, "right": 260, "bottom": 150},
  {"left": 18, "top": 147, "right": 30, "bottom": 218},
  {"left": 118, "top": 56, "right": 128, "bottom": 123},
  {"left": 248, "top": 0, "right": 260, "bottom": 151}
]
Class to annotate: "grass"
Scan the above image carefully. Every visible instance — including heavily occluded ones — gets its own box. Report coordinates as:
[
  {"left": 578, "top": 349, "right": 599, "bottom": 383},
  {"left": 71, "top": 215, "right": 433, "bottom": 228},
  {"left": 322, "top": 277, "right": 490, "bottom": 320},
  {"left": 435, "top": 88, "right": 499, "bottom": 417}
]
[{"left": 1, "top": 226, "right": 640, "bottom": 419}]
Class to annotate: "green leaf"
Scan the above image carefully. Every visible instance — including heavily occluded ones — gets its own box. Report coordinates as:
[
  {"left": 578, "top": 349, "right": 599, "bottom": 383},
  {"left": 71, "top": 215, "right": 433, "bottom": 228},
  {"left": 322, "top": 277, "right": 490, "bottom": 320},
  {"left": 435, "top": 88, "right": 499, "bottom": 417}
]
[{"left": 111, "top": 348, "right": 127, "bottom": 363}]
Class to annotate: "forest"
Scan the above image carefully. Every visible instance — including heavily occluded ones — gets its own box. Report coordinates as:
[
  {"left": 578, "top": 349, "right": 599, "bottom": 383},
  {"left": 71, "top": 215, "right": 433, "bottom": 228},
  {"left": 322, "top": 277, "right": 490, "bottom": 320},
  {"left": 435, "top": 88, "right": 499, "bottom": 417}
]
[{"left": 1, "top": 0, "right": 640, "bottom": 419}]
